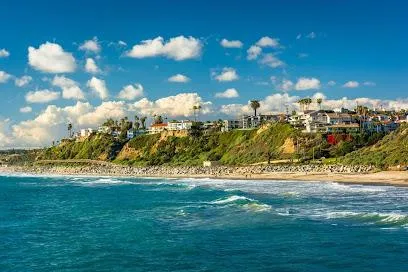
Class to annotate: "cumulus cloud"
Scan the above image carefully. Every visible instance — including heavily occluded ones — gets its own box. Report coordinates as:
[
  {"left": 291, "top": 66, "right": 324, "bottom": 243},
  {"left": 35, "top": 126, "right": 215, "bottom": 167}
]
[
  {"left": 126, "top": 36, "right": 202, "bottom": 61},
  {"left": 14, "top": 75, "right": 32, "bottom": 87},
  {"left": 328, "top": 80, "right": 336, "bottom": 86},
  {"left": 79, "top": 37, "right": 101, "bottom": 53},
  {"left": 87, "top": 77, "right": 108, "bottom": 100},
  {"left": 259, "top": 53, "right": 284, "bottom": 68},
  {"left": 25, "top": 89, "right": 60, "bottom": 103},
  {"left": 52, "top": 75, "right": 85, "bottom": 100},
  {"left": 0, "top": 71, "right": 12, "bottom": 83},
  {"left": 117, "top": 84, "right": 144, "bottom": 100},
  {"left": 343, "top": 81, "right": 359, "bottom": 88},
  {"left": 28, "top": 42, "right": 76, "bottom": 73},
  {"left": 20, "top": 106, "right": 32, "bottom": 113},
  {"left": 168, "top": 74, "right": 190, "bottom": 83},
  {"left": 280, "top": 79, "right": 294, "bottom": 92},
  {"left": 85, "top": 58, "right": 100, "bottom": 74},
  {"left": 131, "top": 93, "right": 212, "bottom": 117},
  {"left": 295, "top": 77, "right": 321, "bottom": 90},
  {"left": 0, "top": 49, "right": 10, "bottom": 58},
  {"left": 215, "top": 88, "right": 239, "bottom": 98},
  {"left": 213, "top": 67, "right": 239, "bottom": 82},
  {"left": 220, "top": 93, "right": 299, "bottom": 116},
  {"left": 256, "top": 36, "right": 280, "bottom": 48},
  {"left": 247, "top": 45, "right": 262, "bottom": 60},
  {"left": 247, "top": 36, "right": 281, "bottom": 60},
  {"left": 220, "top": 39, "right": 243, "bottom": 48}
]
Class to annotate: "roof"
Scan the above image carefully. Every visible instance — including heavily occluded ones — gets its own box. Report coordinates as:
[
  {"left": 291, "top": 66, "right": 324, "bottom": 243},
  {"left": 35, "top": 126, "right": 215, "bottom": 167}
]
[
  {"left": 151, "top": 123, "right": 168, "bottom": 127},
  {"left": 326, "top": 113, "right": 352, "bottom": 118}
]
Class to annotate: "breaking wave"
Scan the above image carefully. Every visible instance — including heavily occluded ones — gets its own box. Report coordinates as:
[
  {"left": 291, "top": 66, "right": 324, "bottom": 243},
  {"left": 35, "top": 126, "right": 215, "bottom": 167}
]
[{"left": 211, "top": 195, "right": 271, "bottom": 212}]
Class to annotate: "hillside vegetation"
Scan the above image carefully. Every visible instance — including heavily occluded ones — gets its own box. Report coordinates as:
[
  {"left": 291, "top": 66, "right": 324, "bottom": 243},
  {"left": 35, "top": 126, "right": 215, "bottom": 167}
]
[
  {"left": 40, "top": 134, "right": 124, "bottom": 161},
  {"left": 341, "top": 124, "right": 408, "bottom": 168},
  {"left": 115, "top": 123, "right": 303, "bottom": 166}
]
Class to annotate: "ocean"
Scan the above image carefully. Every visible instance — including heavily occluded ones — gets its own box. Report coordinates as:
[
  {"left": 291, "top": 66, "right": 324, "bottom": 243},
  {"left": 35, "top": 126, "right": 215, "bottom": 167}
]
[{"left": 1, "top": 174, "right": 407, "bottom": 271}]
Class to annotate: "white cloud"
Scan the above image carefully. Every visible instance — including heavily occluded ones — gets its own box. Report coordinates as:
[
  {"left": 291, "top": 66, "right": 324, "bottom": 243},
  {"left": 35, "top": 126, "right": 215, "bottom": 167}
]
[
  {"left": 20, "top": 106, "right": 32, "bottom": 113},
  {"left": 259, "top": 53, "right": 284, "bottom": 68},
  {"left": 168, "top": 74, "right": 190, "bottom": 83},
  {"left": 298, "top": 53, "right": 308, "bottom": 58},
  {"left": 247, "top": 45, "right": 262, "bottom": 60},
  {"left": 87, "top": 77, "right": 108, "bottom": 100},
  {"left": 0, "top": 49, "right": 10, "bottom": 58},
  {"left": 213, "top": 67, "right": 239, "bottom": 82},
  {"left": 328, "top": 80, "right": 336, "bottom": 86},
  {"left": 15, "top": 75, "right": 33, "bottom": 87},
  {"left": 220, "top": 39, "right": 243, "bottom": 48},
  {"left": 343, "top": 81, "right": 359, "bottom": 88},
  {"left": 126, "top": 36, "right": 202, "bottom": 61},
  {"left": 256, "top": 36, "right": 280, "bottom": 48},
  {"left": 131, "top": 93, "right": 212, "bottom": 117},
  {"left": 28, "top": 42, "right": 76, "bottom": 73},
  {"left": 280, "top": 79, "right": 294, "bottom": 92},
  {"left": 85, "top": 58, "right": 100, "bottom": 74},
  {"left": 306, "top": 32, "right": 317, "bottom": 39},
  {"left": 25, "top": 89, "right": 60, "bottom": 103},
  {"left": 117, "top": 84, "right": 144, "bottom": 100},
  {"left": 215, "top": 88, "right": 239, "bottom": 98},
  {"left": 0, "top": 71, "right": 12, "bottom": 83},
  {"left": 79, "top": 37, "right": 101, "bottom": 53},
  {"left": 295, "top": 77, "right": 321, "bottom": 90},
  {"left": 52, "top": 75, "right": 85, "bottom": 100},
  {"left": 296, "top": 34, "right": 302, "bottom": 40},
  {"left": 363, "top": 81, "right": 376, "bottom": 86}
]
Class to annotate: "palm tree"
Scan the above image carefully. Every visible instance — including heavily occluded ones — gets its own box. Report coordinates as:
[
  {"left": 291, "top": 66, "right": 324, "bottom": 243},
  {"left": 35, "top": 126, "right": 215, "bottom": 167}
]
[
  {"left": 304, "top": 98, "right": 312, "bottom": 111},
  {"left": 67, "top": 123, "right": 73, "bottom": 138},
  {"left": 298, "top": 99, "right": 305, "bottom": 112},
  {"left": 193, "top": 105, "right": 202, "bottom": 122},
  {"left": 316, "top": 98, "right": 323, "bottom": 110},
  {"left": 140, "top": 116, "right": 147, "bottom": 130},
  {"left": 250, "top": 100, "right": 260, "bottom": 116},
  {"left": 134, "top": 115, "right": 140, "bottom": 131}
]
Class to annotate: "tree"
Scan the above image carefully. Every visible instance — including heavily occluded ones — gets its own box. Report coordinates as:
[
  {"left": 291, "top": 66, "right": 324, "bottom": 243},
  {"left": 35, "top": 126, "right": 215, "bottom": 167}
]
[
  {"left": 67, "top": 123, "right": 73, "bottom": 138},
  {"left": 140, "top": 116, "right": 147, "bottom": 129},
  {"left": 250, "top": 100, "right": 260, "bottom": 116},
  {"left": 316, "top": 98, "right": 323, "bottom": 110},
  {"left": 304, "top": 98, "right": 312, "bottom": 111},
  {"left": 192, "top": 105, "right": 202, "bottom": 122},
  {"left": 134, "top": 115, "right": 140, "bottom": 131},
  {"left": 153, "top": 115, "right": 163, "bottom": 125},
  {"left": 298, "top": 99, "right": 305, "bottom": 112}
]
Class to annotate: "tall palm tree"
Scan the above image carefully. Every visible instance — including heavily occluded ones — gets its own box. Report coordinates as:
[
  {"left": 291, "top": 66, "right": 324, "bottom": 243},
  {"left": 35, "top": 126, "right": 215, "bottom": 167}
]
[
  {"left": 298, "top": 99, "right": 305, "bottom": 112},
  {"left": 304, "top": 98, "right": 312, "bottom": 111},
  {"left": 67, "top": 123, "right": 73, "bottom": 138},
  {"left": 193, "top": 105, "right": 202, "bottom": 122},
  {"left": 250, "top": 100, "right": 260, "bottom": 116},
  {"left": 140, "top": 116, "right": 147, "bottom": 130},
  {"left": 134, "top": 115, "right": 140, "bottom": 131},
  {"left": 316, "top": 98, "right": 323, "bottom": 110}
]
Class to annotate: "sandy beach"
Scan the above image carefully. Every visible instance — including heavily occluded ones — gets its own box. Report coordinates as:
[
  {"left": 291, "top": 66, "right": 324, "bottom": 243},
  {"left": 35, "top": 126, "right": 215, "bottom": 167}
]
[{"left": 1, "top": 164, "right": 408, "bottom": 187}]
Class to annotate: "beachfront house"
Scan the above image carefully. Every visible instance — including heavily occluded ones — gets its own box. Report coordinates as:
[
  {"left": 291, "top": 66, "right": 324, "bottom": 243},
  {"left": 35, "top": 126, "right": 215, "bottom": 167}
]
[
  {"left": 167, "top": 120, "right": 194, "bottom": 131},
  {"left": 80, "top": 128, "right": 94, "bottom": 138},
  {"left": 148, "top": 123, "right": 168, "bottom": 134},
  {"left": 222, "top": 119, "right": 243, "bottom": 131}
]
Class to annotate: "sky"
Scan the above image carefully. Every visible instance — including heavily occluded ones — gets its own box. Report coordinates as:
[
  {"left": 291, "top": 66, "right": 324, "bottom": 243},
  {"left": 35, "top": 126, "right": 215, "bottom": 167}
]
[{"left": 0, "top": 0, "right": 407, "bottom": 148}]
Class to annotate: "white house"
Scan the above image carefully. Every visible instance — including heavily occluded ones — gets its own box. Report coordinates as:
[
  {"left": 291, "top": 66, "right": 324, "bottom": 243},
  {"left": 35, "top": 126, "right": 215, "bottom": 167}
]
[
  {"left": 148, "top": 123, "right": 168, "bottom": 134},
  {"left": 167, "top": 120, "right": 193, "bottom": 131},
  {"left": 80, "top": 128, "right": 94, "bottom": 137}
]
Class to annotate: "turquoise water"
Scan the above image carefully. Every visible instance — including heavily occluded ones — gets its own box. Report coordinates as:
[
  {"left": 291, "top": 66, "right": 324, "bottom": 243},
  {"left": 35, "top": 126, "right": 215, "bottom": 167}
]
[{"left": 1, "top": 174, "right": 408, "bottom": 271}]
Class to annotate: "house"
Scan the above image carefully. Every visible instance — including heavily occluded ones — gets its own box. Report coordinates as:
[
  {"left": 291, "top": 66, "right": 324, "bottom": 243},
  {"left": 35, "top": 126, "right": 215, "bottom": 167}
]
[
  {"left": 316, "top": 112, "right": 353, "bottom": 125},
  {"left": 80, "top": 128, "right": 94, "bottom": 138},
  {"left": 148, "top": 123, "right": 168, "bottom": 134},
  {"left": 242, "top": 114, "right": 281, "bottom": 129},
  {"left": 167, "top": 120, "right": 193, "bottom": 131},
  {"left": 326, "top": 123, "right": 360, "bottom": 133},
  {"left": 223, "top": 119, "right": 243, "bottom": 131}
]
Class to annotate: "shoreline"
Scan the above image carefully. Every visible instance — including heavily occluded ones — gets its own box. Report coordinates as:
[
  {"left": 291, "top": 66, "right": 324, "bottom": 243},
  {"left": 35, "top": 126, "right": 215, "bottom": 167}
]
[{"left": 1, "top": 164, "right": 408, "bottom": 187}]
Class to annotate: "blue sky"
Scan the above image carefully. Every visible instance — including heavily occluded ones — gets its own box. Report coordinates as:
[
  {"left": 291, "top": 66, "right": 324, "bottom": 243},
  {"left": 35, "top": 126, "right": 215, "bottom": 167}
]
[{"left": 0, "top": 0, "right": 407, "bottom": 147}]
